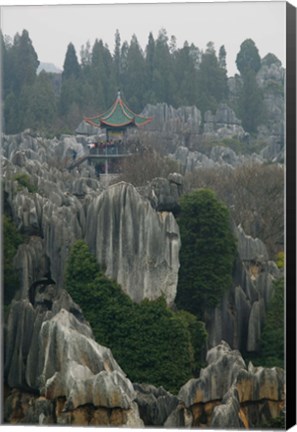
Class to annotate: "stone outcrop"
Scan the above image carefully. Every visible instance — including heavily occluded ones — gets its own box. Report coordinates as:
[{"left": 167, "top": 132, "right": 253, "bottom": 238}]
[
  {"left": 4, "top": 296, "right": 143, "bottom": 426},
  {"left": 137, "top": 173, "right": 183, "bottom": 213},
  {"left": 85, "top": 181, "right": 180, "bottom": 305},
  {"left": 203, "top": 103, "right": 247, "bottom": 141},
  {"left": 171, "top": 144, "right": 265, "bottom": 173},
  {"left": 134, "top": 383, "right": 179, "bottom": 426},
  {"left": 140, "top": 103, "right": 202, "bottom": 153},
  {"left": 3, "top": 132, "right": 179, "bottom": 306},
  {"left": 178, "top": 341, "right": 285, "bottom": 428},
  {"left": 206, "top": 225, "right": 280, "bottom": 353}
]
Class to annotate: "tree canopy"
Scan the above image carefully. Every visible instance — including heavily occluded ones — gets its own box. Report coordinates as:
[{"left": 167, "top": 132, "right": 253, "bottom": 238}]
[
  {"left": 175, "top": 189, "right": 237, "bottom": 319},
  {"left": 2, "top": 28, "right": 241, "bottom": 134},
  {"left": 65, "top": 240, "right": 207, "bottom": 393}
]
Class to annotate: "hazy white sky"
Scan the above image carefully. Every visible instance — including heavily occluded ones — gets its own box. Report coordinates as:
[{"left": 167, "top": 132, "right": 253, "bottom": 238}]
[{"left": 0, "top": 1, "right": 290, "bottom": 76}]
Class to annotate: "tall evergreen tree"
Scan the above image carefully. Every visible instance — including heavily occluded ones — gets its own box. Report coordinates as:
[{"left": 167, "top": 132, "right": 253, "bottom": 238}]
[
  {"left": 174, "top": 41, "right": 198, "bottom": 106},
  {"left": 145, "top": 32, "right": 156, "bottom": 103},
  {"left": 91, "top": 39, "right": 115, "bottom": 109},
  {"left": 123, "top": 34, "right": 146, "bottom": 111},
  {"left": 113, "top": 29, "right": 121, "bottom": 89},
  {"left": 20, "top": 71, "right": 57, "bottom": 132},
  {"left": 196, "top": 42, "right": 228, "bottom": 114},
  {"left": 236, "top": 38, "right": 261, "bottom": 76},
  {"left": 152, "top": 28, "right": 176, "bottom": 106},
  {"left": 235, "top": 39, "right": 265, "bottom": 134},
  {"left": 11, "top": 30, "right": 39, "bottom": 94},
  {"left": 62, "top": 42, "right": 80, "bottom": 81},
  {"left": 60, "top": 42, "right": 82, "bottom": 127},
  {"left": 237, "top": 68, "right": 264, "bottom": 133}
]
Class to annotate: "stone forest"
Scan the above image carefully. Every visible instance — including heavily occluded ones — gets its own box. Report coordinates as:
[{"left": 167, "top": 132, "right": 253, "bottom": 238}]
[{"left": 2, "top": 28, "right": 286, "bottom": 428}]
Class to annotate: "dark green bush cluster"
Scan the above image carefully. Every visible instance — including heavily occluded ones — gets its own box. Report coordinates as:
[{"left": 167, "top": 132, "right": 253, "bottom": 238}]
[
  {"left": 176, "top": 189, "right": 237, "bottom": 319},
  {"left": 13, "top": 172, "right": 37, "bottom": 193},
  {"left": 3, "top": 215, "right": 24, "bottom": 305},
  {"left": 65, "top": 240, "right": 207, "bottom": 393},
  {"left": 258, "top": 277, "right": 284, "bottom": 369}
]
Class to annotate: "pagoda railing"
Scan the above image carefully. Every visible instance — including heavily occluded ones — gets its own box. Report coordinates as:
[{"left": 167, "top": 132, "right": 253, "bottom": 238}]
[{"left": 89, "top": 142, "right": 130, "bottom": 156}]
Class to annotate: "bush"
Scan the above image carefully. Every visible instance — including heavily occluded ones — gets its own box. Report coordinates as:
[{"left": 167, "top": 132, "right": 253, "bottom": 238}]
[
  {"left": 13, "top": 172, "right": 37, "bottom": 193},
  {"left": 258, "top": 277, "right": 284, "bottom": 369},
  {"left": 65, "top": 240, "right": 207, "bottom": 393},
  {"left": 175, "top": 189, "right": 237, "bottom": 319},
  {"left": 3, "top": 215, "right": 24, "bottom": 304}
]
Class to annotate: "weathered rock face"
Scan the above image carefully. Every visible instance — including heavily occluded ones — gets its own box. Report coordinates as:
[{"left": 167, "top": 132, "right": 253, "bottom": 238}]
[
  {"left": 85, "top": 181, "right": 180, "bottom": 305},
  {"left": 3, "top": 132, "right": 179, "bottom": 307},
  {"left": 203, "top": 103, "right": 246, "bottom": 141},
  {"left": 206, "top": 225, "right": 280, "bottom": 353},
  {"left": 137, "top": 173, "right": 183, "bottom": 213},
  {"left": 171, "top": 144, "right": 265, "bottom": 173},
  {"left": 4, "top": 298, "right": 143, "bottom": 426},
  {"left": 178, "top": 341, "right": 285, "bottom": 428},
  {"left": 133, "top": 383, "right": 179, "bottom": 426},
  {"left": 140, "top": 103, "right": 202, "bottom": 153}
]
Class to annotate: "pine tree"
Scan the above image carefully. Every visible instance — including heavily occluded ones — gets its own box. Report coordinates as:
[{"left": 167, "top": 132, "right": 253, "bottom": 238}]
[
  {"left": 62, "top": 42, "right": 80, "bottom": 81},
  {"left": 236, "top": 39, "right": 261, "bottom": 76},
  {"left": 196, "top": 42, "right": 228, "bottom": 114},
  {"left": 235, "top": 39, "right": 265, "bottom": 134}
]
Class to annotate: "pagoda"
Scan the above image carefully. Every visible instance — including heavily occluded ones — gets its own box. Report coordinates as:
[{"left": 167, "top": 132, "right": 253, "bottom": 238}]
[
  {"left": 71, "top": 92, "right": 153, "bottom": 176},
  {"left": 84, "top": 91, "right": 153, "bottom": 141}
]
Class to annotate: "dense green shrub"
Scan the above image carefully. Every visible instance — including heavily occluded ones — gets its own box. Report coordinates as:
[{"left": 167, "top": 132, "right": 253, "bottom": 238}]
[
  {"left": 65, "top": 240, "right": 207, "bottom": 393},
  {"left": 13, "top": 172, "right": 37, "bottom": 193},
  {"left": 259, "top": 277, "right": 284, "bottom": 368},
  {"left": 175, "top": 189, "right": 237, "bottom": 319},
  {"left": 3, "top": 215, "right": 24, "bottom": 304}
]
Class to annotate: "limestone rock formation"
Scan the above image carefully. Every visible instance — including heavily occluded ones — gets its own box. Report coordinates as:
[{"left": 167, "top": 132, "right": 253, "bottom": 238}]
[
  {"left": 134, "top": 383, "right": 179, "bottom": 426},
  {"left": 203, "top": 103, "right": 246, "bottom": 141},
  {"left": 85, "top": 181, "right": 180, "bottom": 305},
  {"left": 4, "top": 301, "right": 143, "bottom": 426},
  {"left": 206, "top": 225, "right": 280, "bottom": 353},
  {"left": 178, "top": 341, "right": 285, "bottom": 428},
  {"left": 137, "top": 173, "right": 183, "bottom": 213}
]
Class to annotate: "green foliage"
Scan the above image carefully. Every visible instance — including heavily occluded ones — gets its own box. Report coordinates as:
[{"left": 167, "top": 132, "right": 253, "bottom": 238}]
[
  {"left": 221, "top": 137, "right": 244, "bottom": 154},
  {"left": 176, "top": 189, "right": 237, "bottom": 319},
  {"left": 236, "top": 68, "right": 265, "bottom": 134},
  {"left": 13, "top": 172, "right": 37, "bottom": 193},
  {"left": 236, "top": 39, "right": 261, "bottom": 75},
  {"left": 276, "top": 251, "right": 285, "bottom": 270},
  {"left": 65, "top": 240, "right": 207, "bottom": 393},
  {"left": 62, "top": 43, "right": 81, "bottom": 81},
  {"left": 261, "top": 53, "right": 282, "bottom": 68},
  {"left": 259, "top": 277, "right": 284, "bottom": 368},
  {"left": 3, "top": 215, "right": 24, "bottom": 304},
  {"left": 196, "top": 42, "right": 228, "bottom": 115},
  {"left": 235, "top": 39, "right": 265, "bottom": 134},
  {"left": 2, "top": 27, "right": 279, "bottom": 136}
]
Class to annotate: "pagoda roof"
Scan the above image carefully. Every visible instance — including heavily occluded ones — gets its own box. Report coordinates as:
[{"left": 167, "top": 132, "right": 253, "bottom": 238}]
[{"left": 84, "top": 92, "right": 153, "bottom": 130}]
